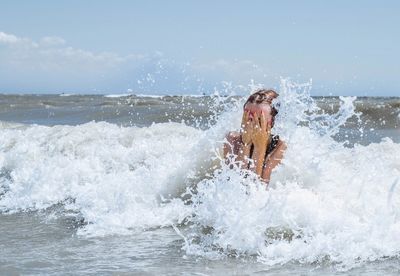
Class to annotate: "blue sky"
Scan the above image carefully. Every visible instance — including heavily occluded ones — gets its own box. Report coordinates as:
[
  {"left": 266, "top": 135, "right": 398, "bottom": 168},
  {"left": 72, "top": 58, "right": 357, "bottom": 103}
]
[{"left": 0, "top": 0, "right": 399, "bottom": 96}]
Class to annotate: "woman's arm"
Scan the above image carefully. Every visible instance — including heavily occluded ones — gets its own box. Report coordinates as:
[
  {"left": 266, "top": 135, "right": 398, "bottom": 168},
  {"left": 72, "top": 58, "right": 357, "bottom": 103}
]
[
  {"left": 223, "top": 131, "right": 241, "bottom": 159},
  {"left": 249, "top": 110, "right": 271, "bottom": 176},
  {"left": 261, "top": 139, "right": 287, "bottom": 183}
]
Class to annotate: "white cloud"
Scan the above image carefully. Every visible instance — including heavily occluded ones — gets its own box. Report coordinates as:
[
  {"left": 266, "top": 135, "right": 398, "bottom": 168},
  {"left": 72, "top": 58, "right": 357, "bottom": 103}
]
[
  {"left": 0, "top": 31, "right": 271, "bottom": 93},
  {"left": 40, "top": 36, "right": 66, "bottom": 46},
  {"left": 0, "top": 31, "right": 139, "bottom": 72},
  {"left": 192, "top": 58, "right": 268, "bottom": 79},
  {"left": 0, "top": 31, "right": 148, "bottom": 92},
  {"left": 0, "top": 32, "right": 21, "bottom": 44}
]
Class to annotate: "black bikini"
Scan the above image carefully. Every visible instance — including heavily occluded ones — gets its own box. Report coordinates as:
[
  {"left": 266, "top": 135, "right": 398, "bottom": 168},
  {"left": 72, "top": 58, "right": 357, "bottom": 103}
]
[
  {"left": 266, "top": 135, "right": 280, "bottom": 156},
  {"left": 244, "top": 134, "right": 280, "bottom": 170}
]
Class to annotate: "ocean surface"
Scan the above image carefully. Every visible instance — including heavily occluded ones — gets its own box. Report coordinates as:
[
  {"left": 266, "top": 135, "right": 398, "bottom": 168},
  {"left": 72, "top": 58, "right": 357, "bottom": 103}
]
[{"left": 0, "top": 84, "right": 399, "bottom": 275}]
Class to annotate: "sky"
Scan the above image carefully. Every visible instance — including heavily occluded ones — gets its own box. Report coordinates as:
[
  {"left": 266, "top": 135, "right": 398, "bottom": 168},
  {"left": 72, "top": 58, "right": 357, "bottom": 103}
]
[{"left": 0, "top": 0, "right": 399, "bottom": 96}]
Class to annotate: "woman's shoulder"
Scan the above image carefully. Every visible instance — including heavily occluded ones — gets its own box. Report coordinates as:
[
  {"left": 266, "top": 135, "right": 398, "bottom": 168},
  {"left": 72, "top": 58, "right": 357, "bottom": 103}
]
[
  {"left": 277, "top": 137, "right": 287, "bottom": 150},
  {"left": 225, "top": 131, "right": 242, "bottom": 145}
]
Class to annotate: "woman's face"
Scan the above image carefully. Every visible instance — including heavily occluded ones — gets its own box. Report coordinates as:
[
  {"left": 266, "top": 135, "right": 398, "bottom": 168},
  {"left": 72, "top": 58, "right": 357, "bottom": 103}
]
[{"left": 243, "top": 103, "right": 274, "bottom": 128}]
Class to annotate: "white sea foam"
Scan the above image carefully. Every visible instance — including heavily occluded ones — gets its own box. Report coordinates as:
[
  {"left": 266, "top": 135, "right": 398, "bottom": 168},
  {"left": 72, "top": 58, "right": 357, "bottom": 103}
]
[
  {"left": 1, "top": 79, "right": 399, "bottom": 269},
  {"left": 133, "top": 94, "right": 167, "bottom": 98},
  {"left": 180, "top": 80, "right": 400, "bottom": 269},
  {"left": 0, "top": 121, "right": 211, "bottom": 235},
  {"left": 104, "top": 93, "right": 134, "bottom": 98},
  {"left": 186, "top": 128, "right": 400, "bottom": 269},
  {"left": 104, "top": 93, "right": 208, "bottom": 98}
]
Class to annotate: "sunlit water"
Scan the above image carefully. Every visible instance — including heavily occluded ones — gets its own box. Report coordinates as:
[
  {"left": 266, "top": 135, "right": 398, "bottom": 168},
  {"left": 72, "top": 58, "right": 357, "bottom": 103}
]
[{"left": 1, "top": 81, "right": 399, "bottom": 275}]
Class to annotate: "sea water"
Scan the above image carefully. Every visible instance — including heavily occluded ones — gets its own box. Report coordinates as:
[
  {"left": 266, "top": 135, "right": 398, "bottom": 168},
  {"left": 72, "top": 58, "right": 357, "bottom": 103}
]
[{"left": 0, "top": 81, "right": 399, "bottom": 275}]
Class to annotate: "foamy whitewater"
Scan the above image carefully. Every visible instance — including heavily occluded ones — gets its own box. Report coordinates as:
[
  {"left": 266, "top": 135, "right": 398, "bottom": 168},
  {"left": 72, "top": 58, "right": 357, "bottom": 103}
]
[{"left": 0, "top": 80, "right": 399, "bottom": 274}]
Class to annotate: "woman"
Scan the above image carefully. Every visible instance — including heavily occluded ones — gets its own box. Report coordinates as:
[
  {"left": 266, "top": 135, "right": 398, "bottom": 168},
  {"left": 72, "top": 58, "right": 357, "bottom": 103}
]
[{"left": 223, "top": 89, "right": 286, "bottom": 183}]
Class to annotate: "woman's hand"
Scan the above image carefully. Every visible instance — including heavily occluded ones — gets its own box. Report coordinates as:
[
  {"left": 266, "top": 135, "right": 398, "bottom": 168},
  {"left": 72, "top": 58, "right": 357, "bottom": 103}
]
[
  {"left": 251, "top": 110, "right": 270, "bottom": 147},
  {"left": 239, "top": 106, "right": 272, "bottom": 176},
  {"left": 251, "top": 110, "right": 271, "bottom": 175},
  {"left": 237, "top": 110, "right": 252, "bottom": 168},
  {"left": 241, "top": 110, "right": 252, "bottom": 146}
]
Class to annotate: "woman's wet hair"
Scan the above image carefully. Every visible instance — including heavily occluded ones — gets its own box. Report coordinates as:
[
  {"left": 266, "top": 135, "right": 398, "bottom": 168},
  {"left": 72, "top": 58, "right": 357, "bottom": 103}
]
[{"left": 244, "top": 89, "right": 279, "bottom": 116}]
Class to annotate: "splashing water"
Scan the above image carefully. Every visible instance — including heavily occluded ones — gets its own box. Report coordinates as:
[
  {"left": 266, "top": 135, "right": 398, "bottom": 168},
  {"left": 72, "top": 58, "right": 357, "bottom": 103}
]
[
  {"left": 0, "top": 122, "right": 202, "bottom": 235},
  {"left": 181, "top": 79, "right": 400, "bottom": 270},
  {"left": 0, "top": 79, "right": 399, "bottom": 270}
]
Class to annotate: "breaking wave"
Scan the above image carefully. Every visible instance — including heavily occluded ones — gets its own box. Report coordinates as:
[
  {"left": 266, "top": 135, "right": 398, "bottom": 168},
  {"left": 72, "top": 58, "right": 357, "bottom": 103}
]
[{"left": 0, "top": 79, "right": 399, "bottom": 269}]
